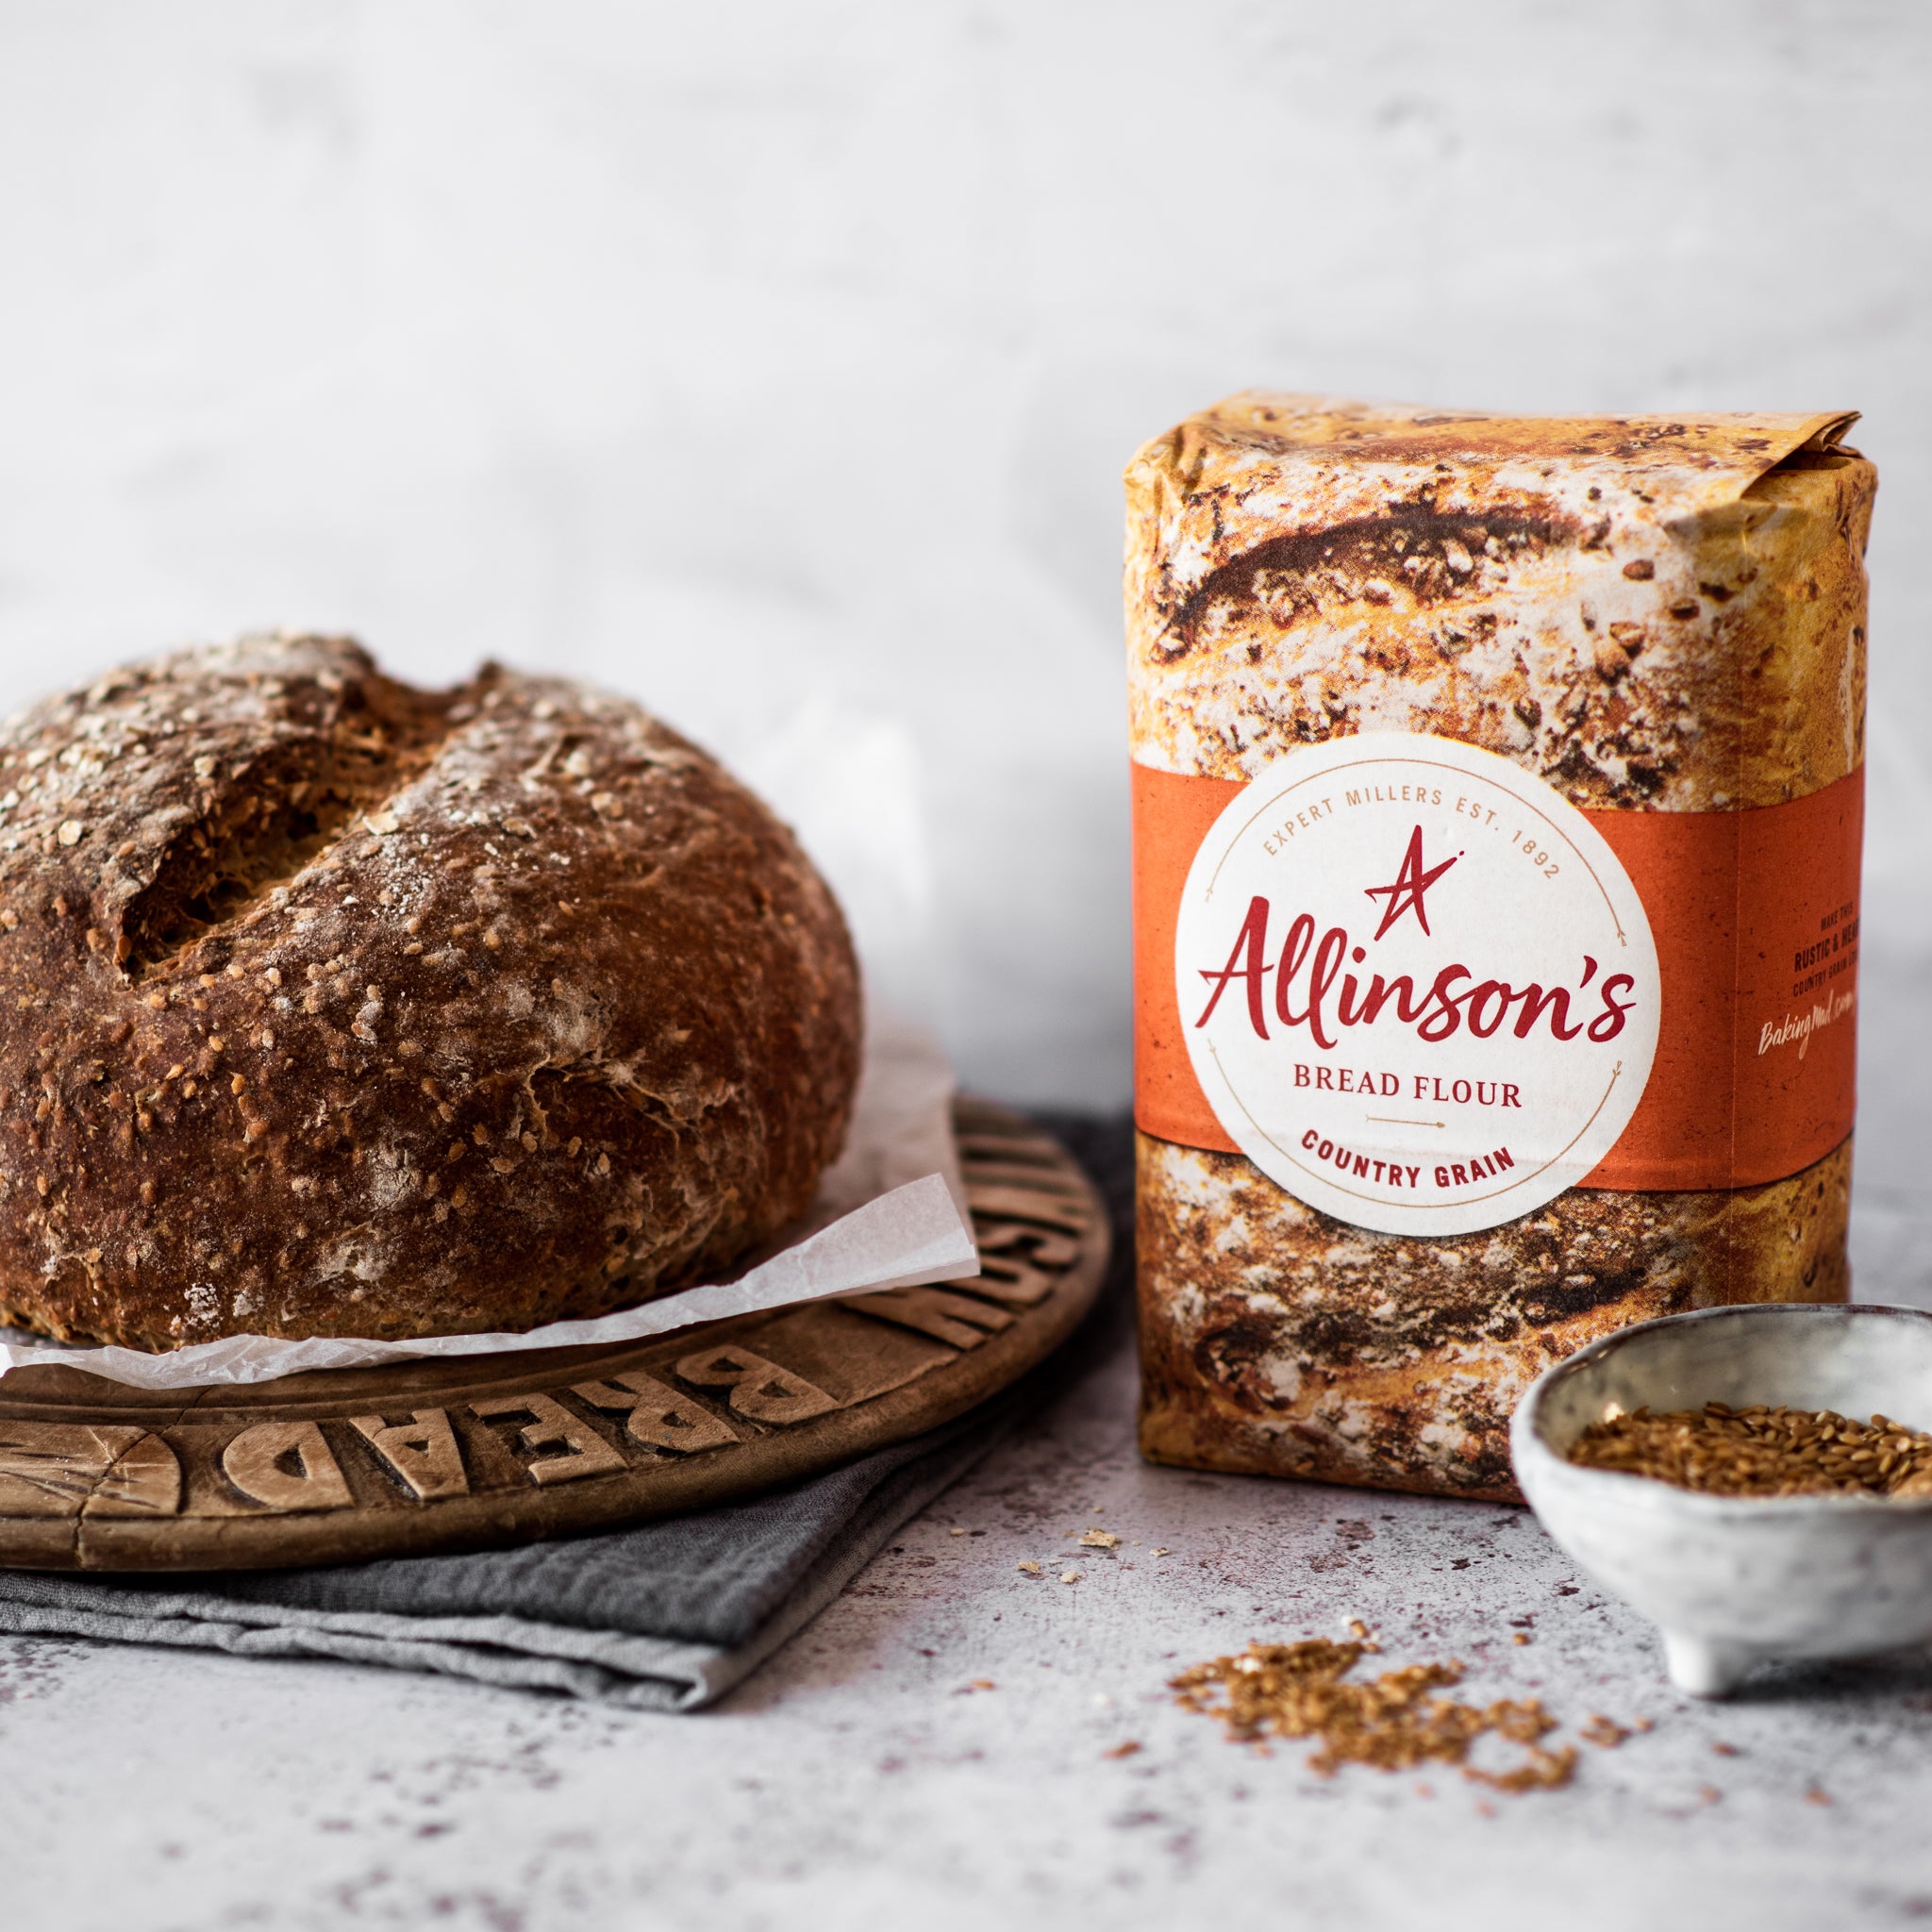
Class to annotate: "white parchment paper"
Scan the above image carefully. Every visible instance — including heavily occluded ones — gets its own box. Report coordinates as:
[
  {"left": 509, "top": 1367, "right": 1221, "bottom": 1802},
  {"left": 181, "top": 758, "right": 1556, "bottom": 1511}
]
[{"left": 0, "top": 1008, "right": 976, "bottom": 1390}]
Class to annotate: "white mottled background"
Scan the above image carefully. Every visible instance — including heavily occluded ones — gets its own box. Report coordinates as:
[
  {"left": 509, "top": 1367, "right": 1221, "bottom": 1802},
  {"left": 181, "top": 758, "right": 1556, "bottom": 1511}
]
[{"left": 0, "top": 2, "right": 1925, "bottom": 1161}]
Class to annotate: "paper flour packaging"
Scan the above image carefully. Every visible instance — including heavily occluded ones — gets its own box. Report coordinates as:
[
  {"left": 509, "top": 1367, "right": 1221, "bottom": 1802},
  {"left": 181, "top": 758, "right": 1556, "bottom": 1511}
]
[{"left": 1126, "top": 393, "right": 1874, "bottom": 1499}]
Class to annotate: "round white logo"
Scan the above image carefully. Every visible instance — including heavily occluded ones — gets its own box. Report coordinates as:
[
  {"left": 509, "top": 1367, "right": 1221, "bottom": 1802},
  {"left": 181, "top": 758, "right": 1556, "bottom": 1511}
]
[{"left": 1175, "top": 732, "right": 1659, "bottom": 1236}]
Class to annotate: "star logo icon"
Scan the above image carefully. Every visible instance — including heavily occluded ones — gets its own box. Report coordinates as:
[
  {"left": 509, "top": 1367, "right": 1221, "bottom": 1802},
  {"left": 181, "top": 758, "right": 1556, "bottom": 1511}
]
[{"left": 1363, "top": 824, "right": 1461, "bottom": 941}]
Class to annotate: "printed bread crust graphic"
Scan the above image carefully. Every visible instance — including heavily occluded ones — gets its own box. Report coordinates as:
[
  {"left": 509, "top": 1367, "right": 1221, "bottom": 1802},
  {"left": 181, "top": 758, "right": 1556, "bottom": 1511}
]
[{"left": 1124, "top": 392, "right": 1874, "bottom": 1502}]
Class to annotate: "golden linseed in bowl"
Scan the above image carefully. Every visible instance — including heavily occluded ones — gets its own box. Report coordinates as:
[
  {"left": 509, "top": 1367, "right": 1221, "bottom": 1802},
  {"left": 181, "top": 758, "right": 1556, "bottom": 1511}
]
[{"left": 1567, "top": 1403, "right": 1932, "bottom": 1498}]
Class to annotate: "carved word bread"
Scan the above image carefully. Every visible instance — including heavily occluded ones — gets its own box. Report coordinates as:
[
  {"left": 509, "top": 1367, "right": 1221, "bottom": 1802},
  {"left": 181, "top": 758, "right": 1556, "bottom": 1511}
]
[
  {"left": 0, "top": 635, "right": 861, "bottom": 1350},
  {"left": 0, "top": 1101, "right": 1106, "bottom": 1572},
  {"left": 1127, "top": 394, "right": 1874, "bottom": 1501}
]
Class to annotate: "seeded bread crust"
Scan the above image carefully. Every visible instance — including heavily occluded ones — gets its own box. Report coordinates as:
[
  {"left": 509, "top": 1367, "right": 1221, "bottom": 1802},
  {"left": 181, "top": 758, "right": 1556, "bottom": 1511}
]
[{"left": 0, "top": 635, "right": 862, "bottom": 1350}]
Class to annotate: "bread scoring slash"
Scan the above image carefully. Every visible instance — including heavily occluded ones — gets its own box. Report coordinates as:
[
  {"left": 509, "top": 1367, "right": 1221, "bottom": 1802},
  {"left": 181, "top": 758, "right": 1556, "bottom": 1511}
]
[
  {"left": 1127, "top": 394, "right": 1874, "bottom": 1501},
  {"left": 0, "top": 635, "right": 861, "bottom": 1350}
]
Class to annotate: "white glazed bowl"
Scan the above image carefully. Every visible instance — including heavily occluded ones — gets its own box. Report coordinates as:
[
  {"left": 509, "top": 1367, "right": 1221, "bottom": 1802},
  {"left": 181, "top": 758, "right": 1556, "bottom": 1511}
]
[{"left": 1511, "top": 1304, "right": 1932, "bottom": 1697}]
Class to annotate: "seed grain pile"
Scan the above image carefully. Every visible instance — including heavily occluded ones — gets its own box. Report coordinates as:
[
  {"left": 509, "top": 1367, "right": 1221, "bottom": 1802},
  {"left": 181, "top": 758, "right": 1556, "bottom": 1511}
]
[
  {"left": 1568, "top": 1403, "right": 1932, "bottom": 1498},
  {"left": 1171, "top": 1636, "right": 1576, "bottom": 1791}
]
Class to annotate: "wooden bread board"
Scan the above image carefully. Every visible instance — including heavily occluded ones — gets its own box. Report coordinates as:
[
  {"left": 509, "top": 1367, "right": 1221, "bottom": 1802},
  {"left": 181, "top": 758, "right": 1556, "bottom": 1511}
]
[{"left": 0, "top": 1099, "right": 1108, "bottom": 1572}]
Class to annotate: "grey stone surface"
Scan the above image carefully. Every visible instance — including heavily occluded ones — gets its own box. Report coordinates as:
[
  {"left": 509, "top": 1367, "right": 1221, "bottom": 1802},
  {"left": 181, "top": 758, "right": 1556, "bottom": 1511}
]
[{"left": 8, "top": 1241, "right": 1932, "bottom": 1931}]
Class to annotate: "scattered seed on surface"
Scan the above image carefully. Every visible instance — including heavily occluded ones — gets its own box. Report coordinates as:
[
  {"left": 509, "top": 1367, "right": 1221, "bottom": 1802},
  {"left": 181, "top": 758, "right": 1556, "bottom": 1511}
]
[{"left": 1172, "top": 1636, "right": 1576, "bottom": 1791}]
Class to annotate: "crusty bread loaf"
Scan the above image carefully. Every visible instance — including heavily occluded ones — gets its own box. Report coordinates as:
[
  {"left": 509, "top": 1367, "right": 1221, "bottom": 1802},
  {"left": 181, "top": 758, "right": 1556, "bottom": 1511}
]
[
  {"left": 0, "top": 635, "right": 862, "bottom": 1350},
  {"left": 1127, "top": 395, "right": 1874, "bottom": 1501}
]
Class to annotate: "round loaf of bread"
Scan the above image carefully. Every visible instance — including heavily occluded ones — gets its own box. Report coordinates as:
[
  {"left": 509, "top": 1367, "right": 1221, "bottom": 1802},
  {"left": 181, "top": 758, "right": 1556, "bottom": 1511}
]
[{"left": 0, "top": 635, "right": 862, "bottom": 1350}]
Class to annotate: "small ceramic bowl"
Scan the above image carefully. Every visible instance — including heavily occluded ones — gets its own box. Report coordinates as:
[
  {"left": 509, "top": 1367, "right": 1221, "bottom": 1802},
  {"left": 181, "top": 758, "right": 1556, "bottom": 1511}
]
[{"left": 1512, "top": 1303, "right": 1932, "bottom": 1697}]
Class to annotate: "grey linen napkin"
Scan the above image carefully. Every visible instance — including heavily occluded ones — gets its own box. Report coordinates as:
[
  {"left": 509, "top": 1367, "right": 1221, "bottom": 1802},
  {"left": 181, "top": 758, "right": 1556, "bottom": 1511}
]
[{"left": 0, "top": 1113, "right": 1131, "bottom": 1710}]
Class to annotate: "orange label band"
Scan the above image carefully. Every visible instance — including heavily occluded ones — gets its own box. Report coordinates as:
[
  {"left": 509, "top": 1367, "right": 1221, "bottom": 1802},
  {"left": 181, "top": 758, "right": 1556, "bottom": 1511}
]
[{"left": 1132, "top": 761, "right": 1861, "bottom": 1193}]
